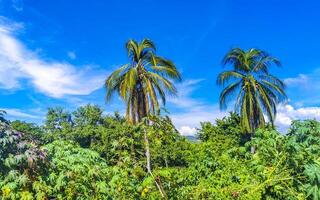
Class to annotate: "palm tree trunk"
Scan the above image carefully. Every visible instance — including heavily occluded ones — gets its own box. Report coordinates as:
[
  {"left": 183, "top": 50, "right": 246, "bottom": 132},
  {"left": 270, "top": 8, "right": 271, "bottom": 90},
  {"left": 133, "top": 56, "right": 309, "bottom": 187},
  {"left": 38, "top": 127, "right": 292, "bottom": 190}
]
[
  {"left": 250, "top": 145, "right": 256, "bottom": 154},
  {"left": 250, "top": 131, "right": 256, "bottom": 154},
  {"left": 143, "top": 129, "right": 152, "bottom": 173},
  {"left": 144, "top": 126, "right": 166, "bottom": 199},
  {"left": 137, "top": 80, "right": 166, "bottom": 198}
]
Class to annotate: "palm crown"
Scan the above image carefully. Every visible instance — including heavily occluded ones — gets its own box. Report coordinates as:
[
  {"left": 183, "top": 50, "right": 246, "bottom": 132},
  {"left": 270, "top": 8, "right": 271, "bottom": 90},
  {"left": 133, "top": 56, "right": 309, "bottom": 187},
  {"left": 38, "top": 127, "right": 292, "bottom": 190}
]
[
  {"left": 106, "top": 39, "right": 181, "bottom": 123},
  {"left": 217, "top": 48, "right": 287, "bottom": 134},
  {"left": 0, "top": 110, "right": 6, "bottom": 123}
]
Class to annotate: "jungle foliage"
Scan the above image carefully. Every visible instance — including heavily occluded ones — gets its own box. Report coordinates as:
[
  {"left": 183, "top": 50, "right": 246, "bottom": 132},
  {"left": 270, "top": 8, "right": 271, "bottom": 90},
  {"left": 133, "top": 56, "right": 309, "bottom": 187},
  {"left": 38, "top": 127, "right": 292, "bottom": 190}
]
[
  {"left": 1, "top": 105, "right": 320, "bottom": 199},
  {"left": 0, "top": 43, "right": 315, "bottom": 199}
]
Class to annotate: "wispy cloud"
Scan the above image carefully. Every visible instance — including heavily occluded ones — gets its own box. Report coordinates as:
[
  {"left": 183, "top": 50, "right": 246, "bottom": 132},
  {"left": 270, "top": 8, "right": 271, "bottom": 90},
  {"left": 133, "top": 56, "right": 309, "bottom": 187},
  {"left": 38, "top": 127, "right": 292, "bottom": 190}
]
[
  {"left": 167, "top": 79, "right": 227, "bottom": 136},
  {"left": 1, "top": 107, "right": 41, "bottom": 119},
  {"left": 284, "top": 69, "right": 320, "bottom": 106},
  {"left": 11, "top": 0, "right": 24, "bottom": 12},
  {"left": 168, "top": 79, "right": 205, "bottom": 108},
  {"left": 0, "top": 18, "right": 107, "bottom": 98},
  {"left": 67, "top": 51, "right": 76, "bottom": 60},
  {"left": 285, "top": 74, "right": 309, "bottom": 86},
  {"left": 171, "top": 105, "right": 227, "bottom": 136}
]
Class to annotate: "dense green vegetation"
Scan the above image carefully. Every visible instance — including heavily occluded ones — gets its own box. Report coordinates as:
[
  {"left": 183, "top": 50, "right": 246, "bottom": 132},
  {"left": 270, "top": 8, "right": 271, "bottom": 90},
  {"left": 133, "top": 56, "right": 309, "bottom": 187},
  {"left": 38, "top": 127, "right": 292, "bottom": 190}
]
[
  {"left": 1, "top": 40, "right": 320, "bottom": 199},
  {"left": 1, "top": 108, "right": 320, "bottom": 199}
]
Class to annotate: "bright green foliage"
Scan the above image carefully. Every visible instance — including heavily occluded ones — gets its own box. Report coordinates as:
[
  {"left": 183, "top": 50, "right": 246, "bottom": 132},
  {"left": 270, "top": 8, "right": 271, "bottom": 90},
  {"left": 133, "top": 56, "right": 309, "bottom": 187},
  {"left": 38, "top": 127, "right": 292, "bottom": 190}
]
[
  {"left": 197, "top": 112, "right": 242, "bottom": 145},
  {"left": 41, "top": 141, "right": 110, "bottom": 199},
  {"left": 243, "top": 129, "right": 301, "bottom": 199},
  {"left": 304, "top": 162, "right": 320, "bottom": 200},
  {"left": 43, "top": 107, "right": 73, "bottom": 142},
  {"left": 105, "top": 39, "right": 181, "bottom": 123},
  {"left": 2, "top": 108, "right": 320, "bottom": 199},
  {"left": 217, "top": 48, "right": 287, "bottom": 134},
  {"left": 71, "top": 104, "right": 107, "bottom": 147},
  {"left": 143, "top": 115, "right": 191, "bottom": 168},
  {"left": 285, "top": 120, "right": 320, "bottom": 179},
  {"left": 45, "top": 107, "right": 72, "bottom": 131}
]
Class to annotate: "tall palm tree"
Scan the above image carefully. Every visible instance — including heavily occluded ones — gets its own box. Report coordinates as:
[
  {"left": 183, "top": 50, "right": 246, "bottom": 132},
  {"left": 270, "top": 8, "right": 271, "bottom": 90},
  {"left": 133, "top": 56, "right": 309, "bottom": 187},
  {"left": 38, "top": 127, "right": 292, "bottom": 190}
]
[
  {"left": 106, "top": 39, "right": 181, "bottom": 124},
  {"left": 217, "top": 48, "right": 287, "bottom": 136},
  {"left": 105, "top": 39, "right": 181, "bottom": 190}
]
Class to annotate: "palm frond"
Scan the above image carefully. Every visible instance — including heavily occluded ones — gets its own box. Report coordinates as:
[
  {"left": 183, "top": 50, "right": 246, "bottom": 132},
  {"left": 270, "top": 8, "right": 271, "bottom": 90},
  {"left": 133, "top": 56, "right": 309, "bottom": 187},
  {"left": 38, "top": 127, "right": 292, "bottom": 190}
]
[
  {"left": 217, "top": 71, "right": 244, "bottom": 85},
  {"left": 218, "top": 47, "right": 287, "bottom": 134},
  {"left": 219, "top": 80, "right": 242, "bottom": 110},
  {"left": 105, "top": 39, "right": 180, "bottom": 123}
]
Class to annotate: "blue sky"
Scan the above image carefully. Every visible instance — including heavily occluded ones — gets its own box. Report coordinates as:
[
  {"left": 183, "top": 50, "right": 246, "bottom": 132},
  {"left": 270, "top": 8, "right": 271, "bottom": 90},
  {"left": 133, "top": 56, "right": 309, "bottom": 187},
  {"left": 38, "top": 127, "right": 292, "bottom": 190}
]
[{"left": 1, "top": 0, "right": 320, "bottom": 135}]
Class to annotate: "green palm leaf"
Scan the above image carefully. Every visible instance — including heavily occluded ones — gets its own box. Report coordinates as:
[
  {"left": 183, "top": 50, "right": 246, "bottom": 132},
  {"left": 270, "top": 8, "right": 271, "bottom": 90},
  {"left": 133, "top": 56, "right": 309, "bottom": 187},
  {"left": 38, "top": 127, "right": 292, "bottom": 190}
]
[
  {"left": 106, "top": 39, "right": 181, "bottom": 123},
  {"left": 218, "top": 48, "right": 287, "bottom": 134}
]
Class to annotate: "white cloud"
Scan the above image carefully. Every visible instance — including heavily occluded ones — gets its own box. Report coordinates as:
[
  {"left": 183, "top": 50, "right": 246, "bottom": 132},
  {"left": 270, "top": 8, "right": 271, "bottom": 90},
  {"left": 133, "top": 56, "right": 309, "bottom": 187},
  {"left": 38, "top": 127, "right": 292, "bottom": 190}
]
[
  {"left": 67, "top": 51, "right": 76, "bottom": 60},
  {"left": 1, "top": 108, "right": 41, "bottom": 119},
  {"left": 285, "top": 74, "right": 309, "bottom": 86},
  {"left": 168, "top": 79, "right": 205, "bottom": 108},
  {"left": 174, "top": 103, "right": 320, "bottom": 136},
  {"left": 284, "top": 70, "right": 320, "bottom": 105},
  {"left": 167, "top": 79, "right": 228, "bottom": 136},
  {"left": 172, "top": 105, "right": 227, "bottom": 136},
  {"left": 178, "top": 126, "right": 197, "bottom": 136},
  {"left": 0, "top": 18, "right": 106, "bottom": 98},
  {"left": 275, "top": 104, "right": 320, "bottom": 133}
]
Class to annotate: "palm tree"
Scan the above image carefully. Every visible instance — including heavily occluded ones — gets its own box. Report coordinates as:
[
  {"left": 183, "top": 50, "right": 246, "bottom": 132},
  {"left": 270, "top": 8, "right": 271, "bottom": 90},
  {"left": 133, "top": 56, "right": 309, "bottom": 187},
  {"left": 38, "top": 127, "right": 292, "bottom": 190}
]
[
  {"left": 0, "top": 110, "right": 6, "bottom": 123},
  {"left": 105, "top": 39, "right": 181, "bottom": 189},
  {"left": 217, "top": 48, "right": 287, "bottom": 137},
  {"left": 106, "top": 39, "right": 181, "bottom": 124}
]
